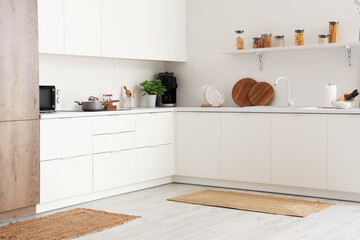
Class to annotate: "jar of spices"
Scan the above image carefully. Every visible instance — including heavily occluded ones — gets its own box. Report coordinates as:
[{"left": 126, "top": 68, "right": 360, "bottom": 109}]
[
  {"left": 261, "top": 34, "right": 272, "bottom": 48},
  {"left": 274, "top": 35, "right": 285, "bottom": 47},
  {"left": 329, "top": 21, "right": 339, "bottom": 43},
  {"left": 252, "top": 37, "right": 262, "bottom": 49},
  {"left": 318, "top": 34, "right": 328, "bottom": 44},
  {"left": 295, "top": 29, "right": 304, "bottom": 46},
  {"left": 235, "top": 30, "right": 244, "bottom": 50}
]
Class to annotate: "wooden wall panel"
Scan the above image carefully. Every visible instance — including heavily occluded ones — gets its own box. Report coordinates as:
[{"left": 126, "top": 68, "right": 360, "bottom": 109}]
[
  {"left": 0, "top": 0, "right": 39, "bottom": 121},
  {"left": 0, "top": 120, "right": 40, "bottom": 212}
]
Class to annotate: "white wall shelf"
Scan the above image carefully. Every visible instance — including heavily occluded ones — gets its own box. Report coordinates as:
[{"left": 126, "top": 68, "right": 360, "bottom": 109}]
[{"left": 222, "top": 41, "right": 360, "bottom": 70}]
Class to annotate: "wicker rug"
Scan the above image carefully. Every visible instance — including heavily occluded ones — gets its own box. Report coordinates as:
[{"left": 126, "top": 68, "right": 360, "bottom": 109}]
[
  {"left": 0, "top": 208, "right": 140, "bottom": 240},
  {"left": 168, "top": 189, "right": 335, "bottom": 217}
]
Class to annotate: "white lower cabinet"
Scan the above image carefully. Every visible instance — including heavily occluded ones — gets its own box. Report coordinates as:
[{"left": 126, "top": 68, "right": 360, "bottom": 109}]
[
  {"left": 92, "top": 115, "right": 135, "bottom": 135},
  {"left": 271, "top": 114, "right": 327, "bottom": 189},
  {"left": 176, "top": 112, "right": 221, "bottom": 179},
  {"left": 221, "top": 113, "right": 271, "bottom": 184},
  {"left": 93, "top": 132, "right": 135, "bottom": 154},
  {"left": 136, "top": 144, "right": 174, "bottom": 182},
  {"left": 93, "top": 150, "right": 136, "bottom": 192},
  {"left": 136, "top": 112, "right": 174, "bottom": 148},
  {"left": 327, "top": 115, "right": 360, "bottom": 193},
  {"left": 40, "top": 155, "right": 92, "bottom": 203},
  {"left": 40, "top": 118, "right": 92, "bottom": 161}
]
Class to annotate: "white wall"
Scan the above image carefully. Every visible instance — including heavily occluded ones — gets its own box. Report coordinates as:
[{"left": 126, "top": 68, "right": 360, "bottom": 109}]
[
  {"left": 39, "top": 54, "right": 164, "bottom": 110},
  {"left": 165, "top": 0, "right": 360, "bottom": 107}
]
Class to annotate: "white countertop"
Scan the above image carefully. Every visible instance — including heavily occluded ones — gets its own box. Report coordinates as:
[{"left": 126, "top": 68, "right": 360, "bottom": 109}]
[
  {"left": 176, "top": 106, "right": 360, "bottom": 114},
  {"left": 40, "top": 108, "right": 175, "bottom": 119},
  {"left": 40, "top": 106, "right": 360, "bottom": 119}
]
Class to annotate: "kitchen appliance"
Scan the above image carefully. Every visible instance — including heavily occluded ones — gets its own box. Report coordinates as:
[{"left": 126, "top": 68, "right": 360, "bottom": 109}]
[
  {"left": 157, "top": 72, "right": 177, "bottom": 107},
  {"left": 40, "top": 85, "right": 61, "bottom": 111}
]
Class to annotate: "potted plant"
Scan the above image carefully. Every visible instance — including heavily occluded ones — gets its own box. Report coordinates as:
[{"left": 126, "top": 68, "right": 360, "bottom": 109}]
[{"left": 140, "top": 79, "right": 167, "bottom": 107}]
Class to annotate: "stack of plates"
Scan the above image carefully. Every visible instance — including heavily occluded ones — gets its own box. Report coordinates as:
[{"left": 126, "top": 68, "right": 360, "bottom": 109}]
[{"left": 197, "top": 85, "right": 225, "bottom": 107}]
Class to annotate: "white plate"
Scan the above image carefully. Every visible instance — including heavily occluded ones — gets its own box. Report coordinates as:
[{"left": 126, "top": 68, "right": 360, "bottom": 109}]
[
  {"left": 205, "top": 85, "right": 225, "bottom": 107},
  {"left": 197, "top": 85, "right": 211, "bottom": 105}
]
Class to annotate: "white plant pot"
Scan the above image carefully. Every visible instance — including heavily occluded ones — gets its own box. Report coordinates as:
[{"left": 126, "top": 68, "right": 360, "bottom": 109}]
[{"left": 145, "top": 94, "right": 157, "bottom": 108}]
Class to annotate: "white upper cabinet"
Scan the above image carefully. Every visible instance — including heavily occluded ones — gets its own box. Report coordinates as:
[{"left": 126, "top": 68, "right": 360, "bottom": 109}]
[
  {"left": 38, "top": 0, "right": 186, "bottom": 61},
  {"left": 64, "top": 0, "right": 102, "bottom": 57},
  {"left": 222, "top": 113, "right": 271, "bottom": 184},
  {"left": 101, "top": 0, "right": 134, "bottom": 59},
  {"left": 133, "top": 0, "right": 186, "bottom": 61},
  {"left": 327, "top": 115, "right": 360, "bottom": 193},
  {"left": 271, "top": 114, "right": 327, "bottom": 190},
  {"left": 38, "top": 0, "right": 65, "bottom": 54}
]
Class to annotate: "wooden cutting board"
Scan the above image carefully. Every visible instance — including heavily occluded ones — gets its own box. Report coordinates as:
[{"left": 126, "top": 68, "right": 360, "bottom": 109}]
[
  {"left": 232, "top": 78, "right": 257, "bottom": 107},
  {"left": 248, "top": 82, "right": 275, "bottom": 106}
]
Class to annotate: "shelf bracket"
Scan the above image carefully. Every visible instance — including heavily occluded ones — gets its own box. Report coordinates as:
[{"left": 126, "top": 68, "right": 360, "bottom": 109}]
[
  {"left": 345, "top": 45, "right": 352, "bottom": 67},
  {"left": 255, "top": 52, "right": 264, "bottom": 70}
]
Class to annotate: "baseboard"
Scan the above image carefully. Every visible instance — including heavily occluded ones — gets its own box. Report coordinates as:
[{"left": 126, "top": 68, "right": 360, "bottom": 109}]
[
  {"left": 36, "top": 175, "right": 360, "bottom": 214},
  {"left": 36, "top": 177, "right": 173, "bottom": 213},
  {"left": 0, "top": 205, "right": 36, "bottom": 222},
  {"left": 173, "top": 176, "right": 360, "bottom": 202}
]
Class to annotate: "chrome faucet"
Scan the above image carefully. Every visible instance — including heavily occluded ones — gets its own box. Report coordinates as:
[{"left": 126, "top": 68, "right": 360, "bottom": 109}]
[{"left": 274, "top": 77, "right": 295, "bottom": 106}]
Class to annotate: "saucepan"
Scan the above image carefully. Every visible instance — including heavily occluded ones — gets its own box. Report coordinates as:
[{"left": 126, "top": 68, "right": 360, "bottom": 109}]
[{"left": 75, "top": 96, "right": 119, "bottom": 111}]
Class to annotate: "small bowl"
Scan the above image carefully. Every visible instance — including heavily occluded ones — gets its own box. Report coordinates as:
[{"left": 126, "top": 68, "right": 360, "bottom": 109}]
[{"left": 332, "top": 101, "right": 353, "bottom": 109}]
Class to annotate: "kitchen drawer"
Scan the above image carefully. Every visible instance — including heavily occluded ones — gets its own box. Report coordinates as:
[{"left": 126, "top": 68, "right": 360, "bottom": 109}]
[
  {"left": 136, "top": 112, "right": 174, "bottom": 147},
  {"left": 40, "top": 155, "right": 92, "bottom": 203},
  {"left": 136, "top": 144, "right": 174, "bottom": 182},
  {"left": 93, "top": 149, "right": 136, "bottom": 191},
  {"left": 93, "top": 115, "right": 135, "bottom": 135},
  {"left": 40, "top": 118, "right": 92, "bottom": 161},
  {"left": 93, "top": 132, "right": 135, "bottom": 154}
]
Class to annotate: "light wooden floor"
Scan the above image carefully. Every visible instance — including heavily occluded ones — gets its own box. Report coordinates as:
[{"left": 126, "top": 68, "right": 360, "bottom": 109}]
[{"left": 3, "top": 183, "right": 360, "bottom": 240}]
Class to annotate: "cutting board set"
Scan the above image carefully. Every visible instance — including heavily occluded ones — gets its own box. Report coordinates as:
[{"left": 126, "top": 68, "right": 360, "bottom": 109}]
[{"left": 232, "top": 78, "right": 274, "bottom": 107}]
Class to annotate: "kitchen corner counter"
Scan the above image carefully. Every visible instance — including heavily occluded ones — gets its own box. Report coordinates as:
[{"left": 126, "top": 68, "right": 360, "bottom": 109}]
[{"left": 40, "top": 108, "right": 175, "bottom": 119}]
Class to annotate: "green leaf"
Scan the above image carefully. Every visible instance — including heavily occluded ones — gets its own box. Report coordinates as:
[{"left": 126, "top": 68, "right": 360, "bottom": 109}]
[{"left": 139, "top": 79, "right": 167, "bottom": 96}]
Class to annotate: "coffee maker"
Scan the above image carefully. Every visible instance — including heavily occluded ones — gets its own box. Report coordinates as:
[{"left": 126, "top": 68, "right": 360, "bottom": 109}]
[{"left": 157, "top": 72, "right": 177, "bottom": 107}]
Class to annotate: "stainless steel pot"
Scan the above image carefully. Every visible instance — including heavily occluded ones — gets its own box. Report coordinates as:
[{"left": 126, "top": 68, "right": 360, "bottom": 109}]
[
  {"left": 75, "top": 100, "right": 105, "bottom": 111},
  {"left": 75, "top": 96, "right": 120, "bottom": 111}
]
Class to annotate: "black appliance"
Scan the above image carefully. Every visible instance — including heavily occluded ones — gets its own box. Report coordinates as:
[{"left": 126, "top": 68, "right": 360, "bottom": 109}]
[
  {"left": 157, "top": 72, "right": 177, "bottom": 107},
  {"left": 39, "top": 85, "right": 56, "bottom": 111}
]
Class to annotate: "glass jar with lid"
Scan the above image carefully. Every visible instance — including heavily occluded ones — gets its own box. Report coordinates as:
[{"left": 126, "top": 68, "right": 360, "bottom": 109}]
[
  {"left": 235, "top": 30, "right": 244, "bottom": 50},
  {"left": 318, "top": 34, "right": 328, "bottom": 44},
  {"left": 252, "top": 37, "right": 262, "bottom": 49},
  {"left": 329, "top": 21, "right": 339, "bottom": 43},
  {"left": 294, "top": 29, "right": 304, "bottom": 46},
  {"left": 261, "top": 34, "right": 272, "bottom": 48},
  {"left": 274, "top": 35, "right": 285, "bottom": 47},
  {"left": 103, "top": 94, "right": 113, "bottom": 105}
]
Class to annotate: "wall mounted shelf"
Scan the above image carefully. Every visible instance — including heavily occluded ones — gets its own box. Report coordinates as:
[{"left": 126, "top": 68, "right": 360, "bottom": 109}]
[{"left": 222, "top": 41, "right": 360, "bottom": 70}]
